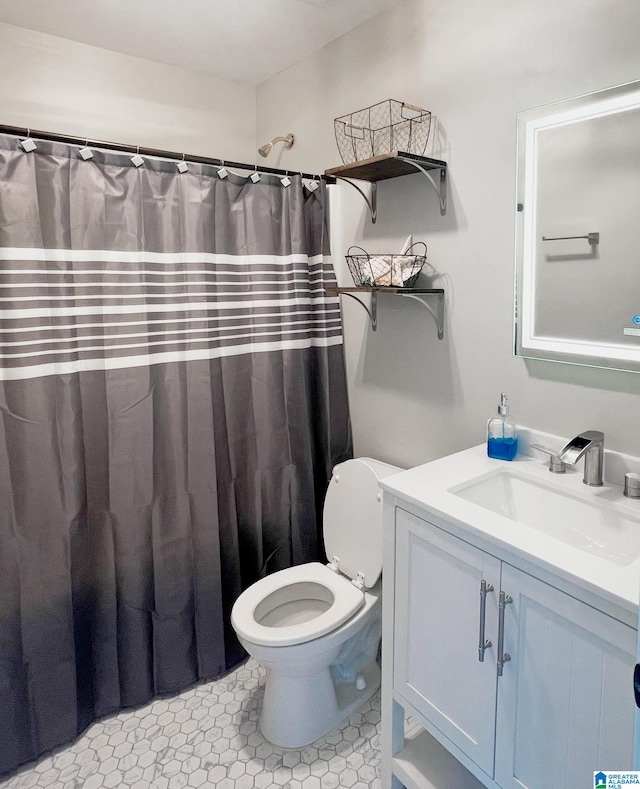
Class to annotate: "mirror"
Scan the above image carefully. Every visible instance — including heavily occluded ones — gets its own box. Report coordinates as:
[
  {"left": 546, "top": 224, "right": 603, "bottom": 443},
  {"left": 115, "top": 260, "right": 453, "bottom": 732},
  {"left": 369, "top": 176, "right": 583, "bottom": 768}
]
[{"left": 514, "top": 79, "right": 640, "bottom": 373}]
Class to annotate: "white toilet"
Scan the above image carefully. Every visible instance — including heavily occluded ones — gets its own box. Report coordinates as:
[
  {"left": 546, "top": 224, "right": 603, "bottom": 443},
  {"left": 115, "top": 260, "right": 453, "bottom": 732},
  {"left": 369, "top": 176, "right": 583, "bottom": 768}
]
[{"left": 230, "top": 457, "right": 399, "bottom": 748}]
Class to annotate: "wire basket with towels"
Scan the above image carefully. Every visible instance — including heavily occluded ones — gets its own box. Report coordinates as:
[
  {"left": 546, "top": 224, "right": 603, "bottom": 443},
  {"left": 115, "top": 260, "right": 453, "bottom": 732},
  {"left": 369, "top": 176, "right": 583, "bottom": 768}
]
[{"left": 345, "top": 242, "right": 427, "bottom": 288}]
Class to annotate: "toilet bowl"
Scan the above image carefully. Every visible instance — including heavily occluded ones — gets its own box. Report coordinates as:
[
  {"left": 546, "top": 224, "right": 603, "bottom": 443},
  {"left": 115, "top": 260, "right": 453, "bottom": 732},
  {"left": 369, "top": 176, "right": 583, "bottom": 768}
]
[{"left": 230, "top": 457, "right": 400, "bottom": 748}]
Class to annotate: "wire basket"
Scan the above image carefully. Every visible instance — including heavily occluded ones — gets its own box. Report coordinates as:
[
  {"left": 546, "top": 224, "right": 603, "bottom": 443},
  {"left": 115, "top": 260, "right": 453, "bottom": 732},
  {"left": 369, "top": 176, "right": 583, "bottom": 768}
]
[
  {"left": 335, "top": 100, "right": 432, "bottom": 165},
  {"left": 345, "top": 243, "right": 427, "bottom": 288}
]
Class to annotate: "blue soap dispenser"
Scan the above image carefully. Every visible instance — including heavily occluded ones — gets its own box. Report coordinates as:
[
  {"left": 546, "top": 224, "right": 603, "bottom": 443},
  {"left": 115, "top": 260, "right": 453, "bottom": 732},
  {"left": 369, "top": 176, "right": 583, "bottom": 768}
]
[{"left": 487, "top": 392, "right": 518, "bottom": 461}]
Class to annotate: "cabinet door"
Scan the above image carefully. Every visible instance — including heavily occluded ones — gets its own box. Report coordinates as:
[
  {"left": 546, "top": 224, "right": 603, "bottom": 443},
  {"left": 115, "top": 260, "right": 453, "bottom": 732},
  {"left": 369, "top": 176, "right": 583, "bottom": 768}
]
[
  {"left": 394, "top": 508, "right": 501, "bottom": 780},
  {"left": 496, "top": 563, "right": 637, "bottom": 789}
]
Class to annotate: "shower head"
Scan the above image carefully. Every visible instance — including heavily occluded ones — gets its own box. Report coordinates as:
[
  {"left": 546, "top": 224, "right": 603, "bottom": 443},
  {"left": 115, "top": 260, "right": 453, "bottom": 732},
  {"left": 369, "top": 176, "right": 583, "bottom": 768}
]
[{"left": 258, "top": 133, "right": 294, "bottom": 158}]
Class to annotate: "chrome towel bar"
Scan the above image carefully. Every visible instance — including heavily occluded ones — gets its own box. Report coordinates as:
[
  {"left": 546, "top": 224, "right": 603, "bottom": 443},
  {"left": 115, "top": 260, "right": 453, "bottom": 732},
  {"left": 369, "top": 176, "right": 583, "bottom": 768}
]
[{"left": 542, "top": 232, "right": 600, "bottom": 245}]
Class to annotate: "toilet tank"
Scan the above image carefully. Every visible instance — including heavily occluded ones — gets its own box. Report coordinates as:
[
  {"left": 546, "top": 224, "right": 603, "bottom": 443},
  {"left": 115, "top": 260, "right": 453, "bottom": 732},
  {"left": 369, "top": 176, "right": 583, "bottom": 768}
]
[{"left": 323, "top": 457, "right": 402, "bottom": 589}]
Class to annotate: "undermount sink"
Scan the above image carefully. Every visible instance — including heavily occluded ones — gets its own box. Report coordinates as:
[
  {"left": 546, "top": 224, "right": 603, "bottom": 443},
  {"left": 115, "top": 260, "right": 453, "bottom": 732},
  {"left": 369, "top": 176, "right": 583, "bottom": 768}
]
[{"left": 450, "top": 469, "right": 640, "bottom": 567}]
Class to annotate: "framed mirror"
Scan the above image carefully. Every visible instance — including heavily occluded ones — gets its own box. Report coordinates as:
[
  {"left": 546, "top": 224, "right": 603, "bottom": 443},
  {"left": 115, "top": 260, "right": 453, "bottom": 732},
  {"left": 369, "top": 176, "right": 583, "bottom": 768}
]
[{"left": 514, "top": 79, "right": 640, "bottom": 373}]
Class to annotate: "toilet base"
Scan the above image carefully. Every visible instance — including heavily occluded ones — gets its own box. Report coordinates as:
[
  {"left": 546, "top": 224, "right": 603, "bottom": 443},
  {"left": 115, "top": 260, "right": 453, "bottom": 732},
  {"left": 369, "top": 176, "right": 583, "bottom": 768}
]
[{"left": 259, "top": 659, "right": 380, "bottom": 748}]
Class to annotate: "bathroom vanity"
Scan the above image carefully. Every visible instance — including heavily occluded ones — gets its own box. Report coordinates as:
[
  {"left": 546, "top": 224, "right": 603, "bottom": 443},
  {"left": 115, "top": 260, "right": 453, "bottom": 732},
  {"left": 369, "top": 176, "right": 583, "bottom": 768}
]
[{"left": 379, "top": 430, "right": 640, "bottom": 789}]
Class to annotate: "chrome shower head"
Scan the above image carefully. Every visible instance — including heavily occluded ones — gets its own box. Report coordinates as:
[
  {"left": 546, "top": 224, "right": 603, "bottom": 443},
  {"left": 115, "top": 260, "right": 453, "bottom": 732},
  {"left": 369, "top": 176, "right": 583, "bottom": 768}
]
[{"left": 258, "top": 133, "right": 294, "bottom": 158}]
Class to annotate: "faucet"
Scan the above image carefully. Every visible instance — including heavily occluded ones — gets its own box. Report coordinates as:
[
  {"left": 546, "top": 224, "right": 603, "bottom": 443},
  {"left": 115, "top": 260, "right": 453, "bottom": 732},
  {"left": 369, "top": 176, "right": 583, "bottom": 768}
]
[
  {"left": 558, "top": 430, "right": 605, "bottom": 487},
  {"left": 530, "top": 443, "right": 566, "bottom": 473}
]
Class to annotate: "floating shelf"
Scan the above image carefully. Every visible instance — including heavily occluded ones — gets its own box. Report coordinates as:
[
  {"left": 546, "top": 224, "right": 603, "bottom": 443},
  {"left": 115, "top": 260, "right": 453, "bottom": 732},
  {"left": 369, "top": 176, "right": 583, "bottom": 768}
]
[
  {"left": 324, "top": 151, "right": 447, "bottom": 223},
  {"left": 326, "top": 286, "right": 445, "bottom": 339}
]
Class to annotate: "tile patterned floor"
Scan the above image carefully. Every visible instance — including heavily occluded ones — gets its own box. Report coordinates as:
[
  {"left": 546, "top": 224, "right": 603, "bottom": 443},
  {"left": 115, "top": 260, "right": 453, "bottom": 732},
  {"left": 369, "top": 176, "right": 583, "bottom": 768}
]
[{"left": 0, "top": 658, "right": 382, "bottom": 789}]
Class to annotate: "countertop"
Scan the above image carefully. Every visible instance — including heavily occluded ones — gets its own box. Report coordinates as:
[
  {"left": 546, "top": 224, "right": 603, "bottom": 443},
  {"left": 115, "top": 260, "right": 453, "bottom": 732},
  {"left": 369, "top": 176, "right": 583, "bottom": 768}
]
[{"left": 380, "top": 442, "right": 640, "bottom": 618}]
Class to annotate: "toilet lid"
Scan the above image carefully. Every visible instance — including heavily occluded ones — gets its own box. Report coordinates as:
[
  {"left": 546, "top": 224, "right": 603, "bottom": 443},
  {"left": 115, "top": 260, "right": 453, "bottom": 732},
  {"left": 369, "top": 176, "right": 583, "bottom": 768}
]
[{"left": 323, "top": 457, "right": 399, "bottom": 589}]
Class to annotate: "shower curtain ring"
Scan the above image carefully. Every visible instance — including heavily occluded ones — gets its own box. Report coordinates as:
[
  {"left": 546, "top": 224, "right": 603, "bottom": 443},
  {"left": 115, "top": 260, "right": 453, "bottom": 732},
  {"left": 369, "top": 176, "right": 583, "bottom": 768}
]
[
  {"left": 79, "top": 137, "right": 94, "bottom": 161},
  {"left": 250, "top": 163, "right": 261, "bottom": 183},
  {"left": 20, "top": 128, "right": 37, "bottom": 153},
  {"left": 131, "top": 145, "right": 144, "bottom": 168},
  {"left": 177, "top": 153, "right": 188, "bottom": 174},
  {"left": 218, "top": 160, "right": 228, "bottom": 179}
]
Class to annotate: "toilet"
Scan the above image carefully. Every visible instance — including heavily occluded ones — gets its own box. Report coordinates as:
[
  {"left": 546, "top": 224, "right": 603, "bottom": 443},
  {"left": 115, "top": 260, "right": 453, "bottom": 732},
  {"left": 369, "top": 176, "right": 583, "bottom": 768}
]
[{"left": 230, "top": 457, "right": 400, "bottom": 748}]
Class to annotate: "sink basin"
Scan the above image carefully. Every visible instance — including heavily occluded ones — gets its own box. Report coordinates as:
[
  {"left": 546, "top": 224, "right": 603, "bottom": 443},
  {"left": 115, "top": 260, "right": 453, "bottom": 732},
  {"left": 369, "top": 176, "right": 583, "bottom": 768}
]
[{"left": 450, "top": 470, "right": 640, "bottom": 566}]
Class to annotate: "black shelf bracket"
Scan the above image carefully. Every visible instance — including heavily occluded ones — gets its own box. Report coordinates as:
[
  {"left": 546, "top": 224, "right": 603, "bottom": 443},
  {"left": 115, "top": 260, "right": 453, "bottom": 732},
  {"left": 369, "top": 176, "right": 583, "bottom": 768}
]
[
  {"left": 326, "top": 286, "right": 445, "bottom": 339},
  {"left": 397, "top": 155, "right": 447, "bottom": 216},
  {"left": 338, "top": 179, "right": 379, "bottom": 224},
  {"left": 325, "top": 151, "right": 447, "bottom": 223}
]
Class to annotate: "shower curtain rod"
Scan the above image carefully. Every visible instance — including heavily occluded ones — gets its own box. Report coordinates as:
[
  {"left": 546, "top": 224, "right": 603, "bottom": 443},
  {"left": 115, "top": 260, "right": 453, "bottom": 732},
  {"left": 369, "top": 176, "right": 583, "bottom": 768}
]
[{"left": 0, "top": 123, "right": 337, "bottom": 184}]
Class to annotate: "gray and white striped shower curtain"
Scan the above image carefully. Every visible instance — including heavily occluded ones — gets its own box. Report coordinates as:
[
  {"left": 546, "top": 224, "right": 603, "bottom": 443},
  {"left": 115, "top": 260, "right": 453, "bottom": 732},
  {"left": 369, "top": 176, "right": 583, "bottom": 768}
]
[{"left": 0, "top": 134, "right": 352, "bottom": 775}]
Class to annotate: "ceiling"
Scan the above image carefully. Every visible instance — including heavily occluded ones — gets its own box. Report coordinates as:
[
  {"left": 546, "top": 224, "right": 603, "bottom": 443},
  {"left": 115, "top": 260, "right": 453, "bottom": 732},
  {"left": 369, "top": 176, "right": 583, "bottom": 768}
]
[{"left": 0, "top": 0, "right": 397, "bottom": 85}]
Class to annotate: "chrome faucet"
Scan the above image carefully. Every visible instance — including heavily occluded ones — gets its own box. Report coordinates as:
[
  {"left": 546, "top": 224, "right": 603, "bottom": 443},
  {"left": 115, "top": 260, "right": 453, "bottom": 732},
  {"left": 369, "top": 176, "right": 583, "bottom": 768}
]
[
  {"left": 558, "top": 430, "right": 605, "bottom": 487},
  {"left": 530, "top": 443, "right": 566, "bottom": 473}
]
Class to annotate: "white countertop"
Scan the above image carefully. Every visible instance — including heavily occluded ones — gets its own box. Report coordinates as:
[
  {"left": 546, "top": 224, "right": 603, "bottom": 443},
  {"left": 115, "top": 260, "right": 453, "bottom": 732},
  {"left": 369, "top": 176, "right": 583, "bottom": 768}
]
[{"left": 380, "top": 441, "right": 640, "bottom": 616}]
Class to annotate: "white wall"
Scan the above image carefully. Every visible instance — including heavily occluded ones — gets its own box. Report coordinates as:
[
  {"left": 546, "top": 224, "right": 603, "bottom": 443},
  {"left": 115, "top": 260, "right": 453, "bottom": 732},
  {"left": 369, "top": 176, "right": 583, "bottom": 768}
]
[
  {"left": 0, "top": 22, "right": 256, "bottom": 160},
  {"left": 257, "top": 0, "right": 640, "bottom": 468},
  {"left": 1, "top": 7, "right": 639, "bottom": 470}
]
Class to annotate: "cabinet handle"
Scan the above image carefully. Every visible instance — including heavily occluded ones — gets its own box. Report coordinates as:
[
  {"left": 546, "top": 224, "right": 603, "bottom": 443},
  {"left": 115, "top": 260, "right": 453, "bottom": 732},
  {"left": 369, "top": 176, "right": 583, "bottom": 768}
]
[
  {"left": 497, "top": 590, "right": 513, "bottom": 677},
  {"left": 478, "top": 579, "right": 494, "bottom": 662}
]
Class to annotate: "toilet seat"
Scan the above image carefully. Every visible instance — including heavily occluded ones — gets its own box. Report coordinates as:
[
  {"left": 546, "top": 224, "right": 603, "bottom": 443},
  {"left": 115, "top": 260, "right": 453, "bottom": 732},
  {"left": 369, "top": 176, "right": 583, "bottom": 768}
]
[{"left": 231, "top": 562, "right": 365, "bottom": 647}]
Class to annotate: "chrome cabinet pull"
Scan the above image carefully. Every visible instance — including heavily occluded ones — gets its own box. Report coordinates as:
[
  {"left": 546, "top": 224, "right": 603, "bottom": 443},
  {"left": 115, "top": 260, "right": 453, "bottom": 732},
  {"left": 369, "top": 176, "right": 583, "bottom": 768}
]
[
  {"left": 478, "top": 579, "right": 494, "bottom": 662},
  {"left": 497, "top": 590, "right": 513, "bottom": 677}
]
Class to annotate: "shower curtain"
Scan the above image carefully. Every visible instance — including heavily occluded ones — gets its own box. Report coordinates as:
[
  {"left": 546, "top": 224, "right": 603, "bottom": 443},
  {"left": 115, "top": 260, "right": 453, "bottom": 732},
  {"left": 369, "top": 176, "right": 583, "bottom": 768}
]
[{"left": 0, "top": 134, "right": 352, "bottom": 775}]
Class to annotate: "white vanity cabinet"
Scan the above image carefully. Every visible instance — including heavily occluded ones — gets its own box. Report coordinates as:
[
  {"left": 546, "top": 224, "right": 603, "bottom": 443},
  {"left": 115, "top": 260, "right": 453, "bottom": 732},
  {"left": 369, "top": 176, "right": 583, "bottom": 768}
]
[{"left": 383, "top": 504, "right": 637, "bottom": 789}]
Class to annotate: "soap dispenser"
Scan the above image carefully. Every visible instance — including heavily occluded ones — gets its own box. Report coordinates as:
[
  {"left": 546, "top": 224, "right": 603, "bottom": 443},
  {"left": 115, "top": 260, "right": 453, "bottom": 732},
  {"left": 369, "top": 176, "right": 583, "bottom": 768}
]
[{"left": 487, "top": 392, "right": 518, "bottom": 461}]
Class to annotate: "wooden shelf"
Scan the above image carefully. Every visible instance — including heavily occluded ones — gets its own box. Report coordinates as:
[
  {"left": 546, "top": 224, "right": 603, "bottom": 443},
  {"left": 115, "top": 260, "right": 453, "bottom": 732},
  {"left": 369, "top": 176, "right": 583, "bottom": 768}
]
[
  {"left": 326, "top": 286, "right": 445, "bottom": 338},
  {"left": 324, "top": 151, "right": 447, "bottom": 221},
  {"left": 325, "top": 151, "right": 446, "bottom": 181},
  {"left": 326, "top": 286, "right": 444, "bottom": 295}
]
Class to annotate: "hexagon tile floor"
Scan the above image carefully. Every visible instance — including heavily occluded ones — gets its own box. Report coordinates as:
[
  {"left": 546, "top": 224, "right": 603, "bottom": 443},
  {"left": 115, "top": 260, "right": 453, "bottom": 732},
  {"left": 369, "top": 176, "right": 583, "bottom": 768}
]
[{"left": 0, "top": 658, "right": 382, "bottom": 789}]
